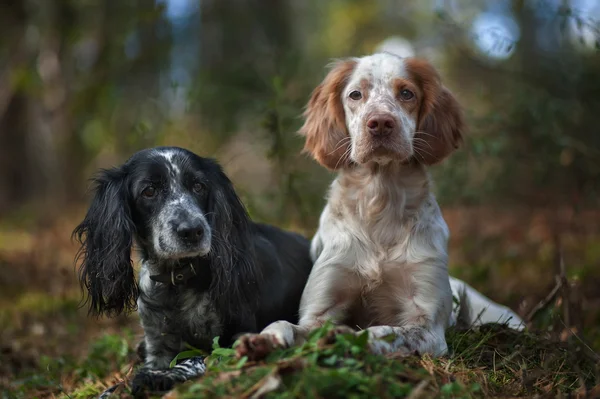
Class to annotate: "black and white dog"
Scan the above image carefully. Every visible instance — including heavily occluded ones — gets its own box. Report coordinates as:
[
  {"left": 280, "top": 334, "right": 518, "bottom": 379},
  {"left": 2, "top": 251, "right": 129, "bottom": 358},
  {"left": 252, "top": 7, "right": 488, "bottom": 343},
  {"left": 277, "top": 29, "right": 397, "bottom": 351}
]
[{"left": 73, "top": 147, "right": 313, "bottom": 395}]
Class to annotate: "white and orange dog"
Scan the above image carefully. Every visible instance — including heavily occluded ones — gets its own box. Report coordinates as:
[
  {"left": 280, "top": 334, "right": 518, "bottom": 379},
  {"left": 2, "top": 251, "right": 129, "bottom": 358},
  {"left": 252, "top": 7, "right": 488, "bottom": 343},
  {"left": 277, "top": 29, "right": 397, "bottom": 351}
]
[{"left": 237, "top": 52, "right": 523, "bottom": 360}]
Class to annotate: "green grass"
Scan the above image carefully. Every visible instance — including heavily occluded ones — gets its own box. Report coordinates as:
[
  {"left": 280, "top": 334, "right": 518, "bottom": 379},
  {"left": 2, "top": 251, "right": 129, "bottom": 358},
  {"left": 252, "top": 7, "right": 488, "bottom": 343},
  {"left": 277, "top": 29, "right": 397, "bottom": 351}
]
[
  {"left": 0, "top": 292, "right": 81, "bottom": 327},
  {"left": 3, "top": 319, "right": 599, "bottom": 398},
  {"left": 166, "top": 323, "right": 598, "bottom": 398},
  {"left": 3, "top": 332, "right": 137, "bottom": 399},
  {"left": 172, "top": 326, "right": 443, "bottom": 399}
]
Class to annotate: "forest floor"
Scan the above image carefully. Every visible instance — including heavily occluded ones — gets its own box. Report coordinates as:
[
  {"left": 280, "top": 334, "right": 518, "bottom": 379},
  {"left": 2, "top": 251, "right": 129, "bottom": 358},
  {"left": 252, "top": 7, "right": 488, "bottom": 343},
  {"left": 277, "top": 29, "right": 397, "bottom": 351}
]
[{"left": 1, "top": 210, "right": 599, "bottom": 398}]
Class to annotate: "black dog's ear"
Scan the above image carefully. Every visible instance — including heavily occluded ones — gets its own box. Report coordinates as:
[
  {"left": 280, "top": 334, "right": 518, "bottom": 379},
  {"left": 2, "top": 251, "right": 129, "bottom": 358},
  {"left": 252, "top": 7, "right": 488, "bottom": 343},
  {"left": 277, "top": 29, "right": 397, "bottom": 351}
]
[
  {"left": 73, "top": 168, "right": 138, "bottom": 317},
  {"left": 206, "top": 165, "right": 260, "bottom": 317}
]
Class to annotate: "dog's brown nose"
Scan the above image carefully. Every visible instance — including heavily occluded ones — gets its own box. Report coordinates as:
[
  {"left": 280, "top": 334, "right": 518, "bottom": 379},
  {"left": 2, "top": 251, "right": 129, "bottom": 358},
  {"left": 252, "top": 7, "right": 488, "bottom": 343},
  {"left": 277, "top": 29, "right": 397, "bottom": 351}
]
[{"left": 367, "top": 115, "right": 395, "bottom": 136}]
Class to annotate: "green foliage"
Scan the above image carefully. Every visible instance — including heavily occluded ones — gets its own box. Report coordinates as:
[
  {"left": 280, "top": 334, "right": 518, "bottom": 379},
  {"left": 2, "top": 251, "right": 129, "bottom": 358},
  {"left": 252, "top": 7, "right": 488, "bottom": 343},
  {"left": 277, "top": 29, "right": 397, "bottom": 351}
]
[
  {"left": 169, "top": 322, "right": 598, "bottom": 398},
  {"left": 168, "top": 341, "right": 210, "bottom": 368},
  {"left": 435, "top": 3, "right": 600, "bottom": 207},
  {"left": 178, "top": 322, "right": 434, "bottom": 398},
  {"left": 4, "top": 331, "right": 136, "bottom": 399},
  {"left": 0, "top": 294, "right": 80, "bottom": 326},
  {"left": 61, "top": 383, "right": 105, "bottom": 399},
  {"left": 79, "top": 331, "right": 134, "bottom": 379},
  {"left": 5, "top": 313, "right": 599, "bottom": 398},
  {"left": 3, "top": 0, "right": 599, "bottom": 223}
]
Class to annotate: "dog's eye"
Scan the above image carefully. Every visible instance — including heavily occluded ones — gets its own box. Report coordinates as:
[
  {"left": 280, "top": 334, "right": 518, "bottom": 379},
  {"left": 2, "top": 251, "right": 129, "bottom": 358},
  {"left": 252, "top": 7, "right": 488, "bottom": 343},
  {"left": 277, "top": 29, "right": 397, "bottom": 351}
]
[
  {"left": 349, "top": 90, "right": 362, "bottom": 100},
  {"left": 192, "top": 182, "right": 205, "bottom": 194},
  {"left": 142, "top": 186, "right": 156, "bottom": 198},
  {"left": 399, "top": 89, "right": 414, "bottom": 101}
]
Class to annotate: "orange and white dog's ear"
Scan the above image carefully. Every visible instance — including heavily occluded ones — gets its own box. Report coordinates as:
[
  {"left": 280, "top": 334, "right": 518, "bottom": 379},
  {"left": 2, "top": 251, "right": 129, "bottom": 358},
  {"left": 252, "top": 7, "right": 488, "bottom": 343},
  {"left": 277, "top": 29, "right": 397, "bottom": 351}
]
[
  {"left": 407, "top": 59, "right": 465, "bottom": 165},
  {"left": 415, "top": 87, "right": 465, "bottom": 165},
  {"left": 299, "top": 60, "right": 356, "bottom": 170}
]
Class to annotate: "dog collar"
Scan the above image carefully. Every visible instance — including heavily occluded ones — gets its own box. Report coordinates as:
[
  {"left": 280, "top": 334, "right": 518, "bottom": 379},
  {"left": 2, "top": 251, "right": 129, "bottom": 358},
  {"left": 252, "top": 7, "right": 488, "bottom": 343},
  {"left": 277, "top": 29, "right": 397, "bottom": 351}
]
[{"left": 149, "top": 263, "right": 198, "bottom": 286}]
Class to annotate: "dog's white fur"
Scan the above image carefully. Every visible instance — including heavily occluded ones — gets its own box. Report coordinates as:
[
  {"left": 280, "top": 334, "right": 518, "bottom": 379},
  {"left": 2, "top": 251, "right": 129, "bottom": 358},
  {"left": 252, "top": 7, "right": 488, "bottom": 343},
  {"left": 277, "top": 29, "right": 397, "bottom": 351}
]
[{"left": 238, "top": 53, "right": 523, "bottom": 358}]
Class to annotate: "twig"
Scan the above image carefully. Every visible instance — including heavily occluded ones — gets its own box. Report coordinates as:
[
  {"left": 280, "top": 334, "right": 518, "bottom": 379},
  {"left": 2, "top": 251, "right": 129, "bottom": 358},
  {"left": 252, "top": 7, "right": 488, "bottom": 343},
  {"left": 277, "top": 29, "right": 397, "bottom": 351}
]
[
  {"left": 525, "top": 275, "right": 562, "bottom": 323},
  {"left": 557, "top": 248, "right": 571, "bottom": 329}
]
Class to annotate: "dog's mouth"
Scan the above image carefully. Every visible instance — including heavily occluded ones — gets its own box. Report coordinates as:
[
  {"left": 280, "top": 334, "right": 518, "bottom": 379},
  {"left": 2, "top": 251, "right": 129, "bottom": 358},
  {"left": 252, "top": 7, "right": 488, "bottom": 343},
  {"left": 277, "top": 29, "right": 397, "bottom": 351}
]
[{"left": 354, "top": 136, "right": 413, "bottom": 164}]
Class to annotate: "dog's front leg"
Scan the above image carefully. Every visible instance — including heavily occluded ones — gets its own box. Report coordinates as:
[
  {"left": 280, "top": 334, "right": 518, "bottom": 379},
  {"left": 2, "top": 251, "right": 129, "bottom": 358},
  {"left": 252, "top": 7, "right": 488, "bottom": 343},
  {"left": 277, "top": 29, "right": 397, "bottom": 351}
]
[
  {"left": 140, "top": 325, "right": 182, "bottom": 370},
  {"left": 137, "top": 300, "right": 182, "bottom": 369},
  {"left": 363, "top": 260, "right": 453, "bottom": 357},
  {"left": 132, "top": 299, "right": 184, "bottom": 396}
]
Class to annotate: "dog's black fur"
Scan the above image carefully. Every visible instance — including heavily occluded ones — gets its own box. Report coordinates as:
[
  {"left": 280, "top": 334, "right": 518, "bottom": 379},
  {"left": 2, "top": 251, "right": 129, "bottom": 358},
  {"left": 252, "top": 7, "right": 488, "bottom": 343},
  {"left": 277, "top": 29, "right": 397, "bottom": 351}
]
[{"left": 73, "top": 147, "right": 313, "bottom": 394}]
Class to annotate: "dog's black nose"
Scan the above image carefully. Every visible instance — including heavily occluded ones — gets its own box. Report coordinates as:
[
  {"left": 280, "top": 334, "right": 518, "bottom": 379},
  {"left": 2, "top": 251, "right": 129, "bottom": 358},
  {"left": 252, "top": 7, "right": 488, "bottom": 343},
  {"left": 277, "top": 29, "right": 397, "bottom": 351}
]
[{"left": 176, "top": 221, "right": 204, "bottom": 243}]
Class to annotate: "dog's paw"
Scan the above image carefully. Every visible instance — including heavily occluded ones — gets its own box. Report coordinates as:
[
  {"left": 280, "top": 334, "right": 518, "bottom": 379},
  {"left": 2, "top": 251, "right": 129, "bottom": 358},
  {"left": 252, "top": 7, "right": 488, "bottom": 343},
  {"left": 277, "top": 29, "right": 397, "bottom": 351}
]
[
  {"left": 235, "top": 333, "right": 280, "bottom": 361},
  {"left": 130, "top": 368, "right": 180, "bottom": 398},
  {"left": 364, "top": 327, "right": 414, "bottom": 356},
  {"left": 130, "top": 357, "right": 206, "bottom": 397}
]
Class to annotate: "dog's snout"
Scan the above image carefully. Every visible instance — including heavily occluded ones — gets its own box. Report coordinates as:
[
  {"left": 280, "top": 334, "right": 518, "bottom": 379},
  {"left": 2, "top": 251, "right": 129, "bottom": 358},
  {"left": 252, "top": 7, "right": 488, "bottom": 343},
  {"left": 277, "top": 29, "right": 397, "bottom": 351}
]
[
  {"left": 367, "top": 115, "right": 395, "bottom": 136},
  {"left": 176, "top": 220, "right": 204, "bottom": 243}
]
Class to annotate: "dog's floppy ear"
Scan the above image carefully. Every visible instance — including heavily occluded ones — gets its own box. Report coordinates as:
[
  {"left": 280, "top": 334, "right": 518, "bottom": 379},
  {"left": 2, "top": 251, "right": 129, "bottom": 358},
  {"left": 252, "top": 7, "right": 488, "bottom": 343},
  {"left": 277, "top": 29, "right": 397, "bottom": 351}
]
[
  {"left": 415, "top": 86, "right": 464, "bottom": 164},
  {"left": 405, "top": 58, "right": 465, "bottom": 165},
  {"left": 73, "top": 167, "right": 138, "bottom": 317},
  {"left": 299, "top": 59, "right": 356, "bottom": 170},
  {"left": 205, "top": 162, "right": 260, "bottom": 318}
]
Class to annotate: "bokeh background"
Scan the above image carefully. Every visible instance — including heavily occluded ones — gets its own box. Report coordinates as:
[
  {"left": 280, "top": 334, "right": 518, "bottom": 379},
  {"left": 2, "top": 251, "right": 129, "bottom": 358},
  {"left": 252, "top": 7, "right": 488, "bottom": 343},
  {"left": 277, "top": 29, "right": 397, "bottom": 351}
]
[{"left": 1, "top": 0, "right": 599, "bottom": 396}]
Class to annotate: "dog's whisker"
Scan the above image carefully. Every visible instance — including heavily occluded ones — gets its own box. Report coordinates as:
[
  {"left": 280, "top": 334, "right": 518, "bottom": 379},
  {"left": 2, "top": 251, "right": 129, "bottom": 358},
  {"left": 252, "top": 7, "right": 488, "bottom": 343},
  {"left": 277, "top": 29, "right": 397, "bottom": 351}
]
[
  {"left": 412, "top": 137, "right": 434, "bottom": 151},
  {"left": 327, "top": 137, "right": 352, "bottom": 156},
  {"left": 414, "top": 131, "right": 436, "bottom": 139},
  {"left": 334, "top": 146, "right": 353, "bottom": 169}
]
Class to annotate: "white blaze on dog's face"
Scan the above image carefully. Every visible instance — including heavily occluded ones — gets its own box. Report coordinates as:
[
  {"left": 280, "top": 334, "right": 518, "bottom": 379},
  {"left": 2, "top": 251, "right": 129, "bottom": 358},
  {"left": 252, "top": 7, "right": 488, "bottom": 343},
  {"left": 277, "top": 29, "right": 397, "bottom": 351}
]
[
  {"left": 343, "top": 54, "right": 420, "bottom": 164},
  {"left": 300, "top": 53, "right": 464, "bottom": 169},
  {"left": 135, "top": 149, "right": 213, "bottom": 259}
]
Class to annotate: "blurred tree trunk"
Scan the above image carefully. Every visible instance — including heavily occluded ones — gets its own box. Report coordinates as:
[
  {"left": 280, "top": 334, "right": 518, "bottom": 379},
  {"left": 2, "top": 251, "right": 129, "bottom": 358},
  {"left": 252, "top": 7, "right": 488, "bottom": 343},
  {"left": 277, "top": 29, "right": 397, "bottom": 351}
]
[
  {"left": 0, "top": 0, "right": 59, "bottom": 215},
  {"left": 37, "top": 0, "right": 77, "bottom": 206},
  {"left": 0, "top": 0, "right": 27, "bottom": 213},
  {"left": 1, "top": 0, "right": 168, "bottom": 214},
  {"left": 0, "top": 0, "right": 79, "bottom": 216}
]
